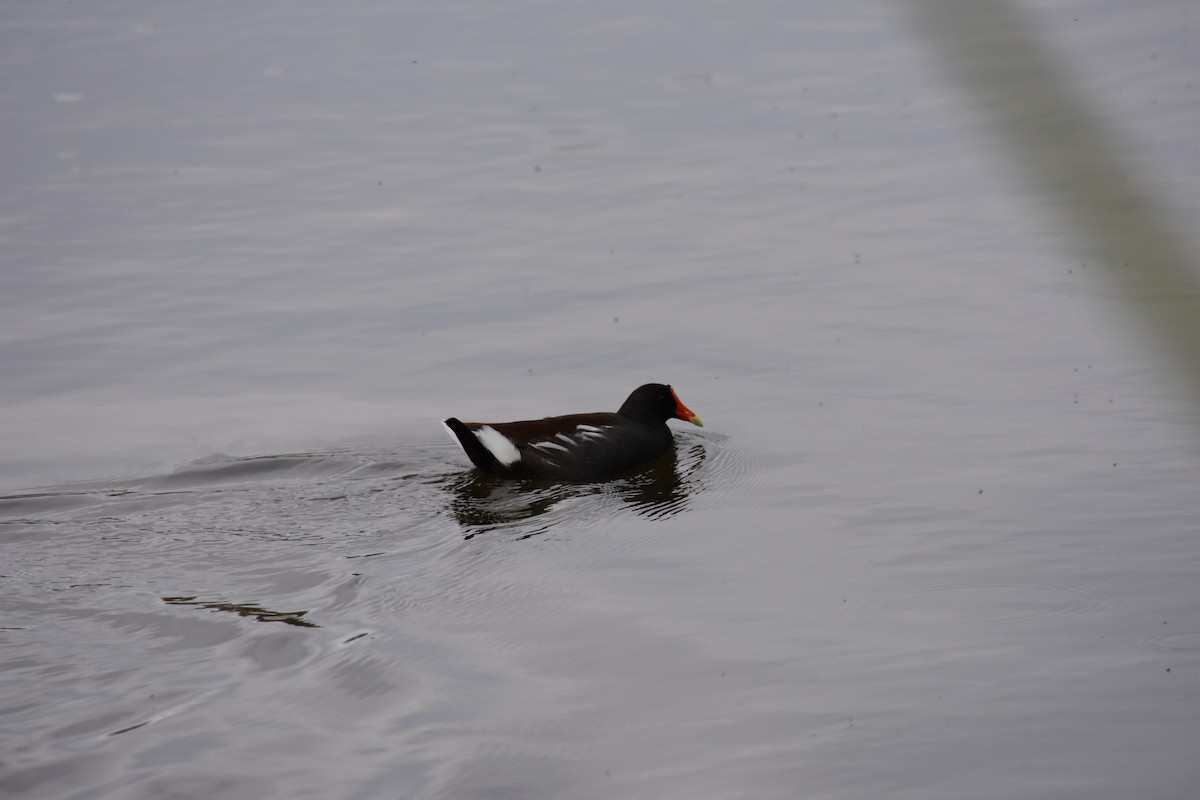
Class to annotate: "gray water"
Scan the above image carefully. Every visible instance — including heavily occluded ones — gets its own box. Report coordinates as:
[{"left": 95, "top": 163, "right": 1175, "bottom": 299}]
[{"left": 3, "top": 1, "right": 1199, "bottom": 798}]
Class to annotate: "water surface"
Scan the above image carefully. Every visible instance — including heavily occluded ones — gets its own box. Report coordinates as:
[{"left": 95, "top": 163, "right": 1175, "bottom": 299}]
[{"left": 3, "top": 1, "right": 1198, "bottom": 798}]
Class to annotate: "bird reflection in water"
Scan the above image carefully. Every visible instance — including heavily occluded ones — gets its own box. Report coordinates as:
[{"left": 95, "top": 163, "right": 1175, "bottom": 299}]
[{"left": 444, "top": 439, "right": 708, "bottom": 539}]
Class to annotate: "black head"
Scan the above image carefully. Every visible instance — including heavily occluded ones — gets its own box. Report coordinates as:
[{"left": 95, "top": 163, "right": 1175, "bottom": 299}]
[{"left": 617, "top": 384, "right": 703, "bottom": 426}]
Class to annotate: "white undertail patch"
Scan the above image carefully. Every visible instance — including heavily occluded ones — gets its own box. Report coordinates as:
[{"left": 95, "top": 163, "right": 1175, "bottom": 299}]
[{"left": 476, "top": 426, "right": 522, "bottom": 466}]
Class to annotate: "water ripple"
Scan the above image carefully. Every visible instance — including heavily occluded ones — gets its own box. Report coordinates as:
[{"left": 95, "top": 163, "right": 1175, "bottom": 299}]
[{"left": 1143, "top": 631, "right": 1200, "bottom": 652}]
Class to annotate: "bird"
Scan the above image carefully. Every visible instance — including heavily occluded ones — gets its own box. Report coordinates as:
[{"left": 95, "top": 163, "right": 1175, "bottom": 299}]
[{"left": 442, "top": 383, "right": 703, "bottom": 481}]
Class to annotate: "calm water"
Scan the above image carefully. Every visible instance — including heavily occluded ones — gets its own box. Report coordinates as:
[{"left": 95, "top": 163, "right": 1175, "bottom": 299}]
[{"left": 3, "top": 1, "right": 1199, "bottom": 798}]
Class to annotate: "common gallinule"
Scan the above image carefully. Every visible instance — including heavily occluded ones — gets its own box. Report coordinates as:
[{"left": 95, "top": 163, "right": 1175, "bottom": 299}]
[{"left": 443, "top": 383, "right": 702, "bottom": 481}]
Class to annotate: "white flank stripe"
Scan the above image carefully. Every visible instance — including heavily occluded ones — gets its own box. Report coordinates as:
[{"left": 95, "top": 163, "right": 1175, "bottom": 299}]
[
  {"left": 476, "top": 426, "right": 522, "bottom": 465},
  {"left": 555, "top": 433, "right": 575, "bottom": 444},
  {"left": 576, "top": 424, "right": 608, "bottom": 440},
  {"left": 531, "top": 441, "right": 570, "bottom": 453}
]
